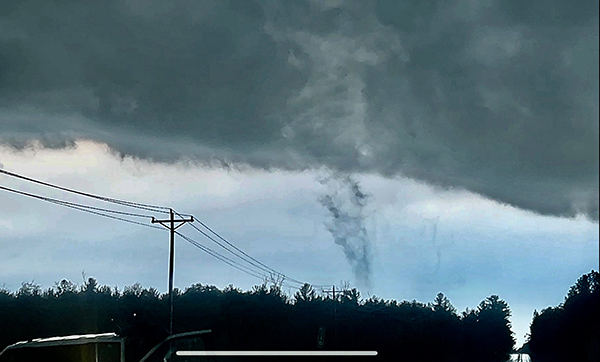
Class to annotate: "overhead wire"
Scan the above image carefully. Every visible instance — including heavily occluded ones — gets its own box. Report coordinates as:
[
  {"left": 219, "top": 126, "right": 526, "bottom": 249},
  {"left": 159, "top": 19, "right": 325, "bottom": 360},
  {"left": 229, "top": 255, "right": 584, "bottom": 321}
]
[
  {"left": 0, "top": 184, "right": 306, "bottom": 287},
  {"left": 0, "top": 169, "right": 170, "bottom": 213},
  {"left": 175, "top": 217, "right": 279, "bottom": 279},
  {"left": 0, "top": 168, "right": 323, "bottom": 290},
  {"left": 195, "top": 218, "right": 306, "bottom": 285},
  {"left": 176, "top": 231, "right": 268, "bottom": 280},
  {"left": 174, "top": 210, "right": 307, "bottom": 286},
  {"left": 0, "top": 181, "right": 294, "bottom": 285},
  {"left": 189, "top": 221, "right": 301, "bottom": 283},
  {"left": 0, "top": 184, "right": 154, "bottom": 218},
  {"left": 0, "top": 184, "right": 163, "bottom": 230},
  {"left": 178, "top": 231, "right": 302, "bottom": 290}
]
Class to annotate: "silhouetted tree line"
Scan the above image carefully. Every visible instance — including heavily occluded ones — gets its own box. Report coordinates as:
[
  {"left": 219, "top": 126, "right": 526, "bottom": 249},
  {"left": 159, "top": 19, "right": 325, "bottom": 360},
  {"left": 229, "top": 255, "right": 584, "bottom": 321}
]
[
  {"left": 526, "top": 270, "right": 599, "bottom": 362},
  {"left": 0, "top": 278, "right": 515, "bottom": 361}
]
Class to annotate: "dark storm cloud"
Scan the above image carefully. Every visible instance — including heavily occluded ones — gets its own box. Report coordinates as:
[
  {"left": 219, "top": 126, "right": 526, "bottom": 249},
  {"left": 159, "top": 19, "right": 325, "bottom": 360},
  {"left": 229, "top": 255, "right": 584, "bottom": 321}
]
[{"left": 0, "top": 0, "right": 598, "bottom": 220}]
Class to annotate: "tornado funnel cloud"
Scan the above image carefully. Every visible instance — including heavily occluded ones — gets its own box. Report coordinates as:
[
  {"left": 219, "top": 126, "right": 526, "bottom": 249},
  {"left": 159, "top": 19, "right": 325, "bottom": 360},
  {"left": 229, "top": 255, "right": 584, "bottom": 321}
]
[{"left": 320, "top": 175, "right": 372, "bottom": 288}]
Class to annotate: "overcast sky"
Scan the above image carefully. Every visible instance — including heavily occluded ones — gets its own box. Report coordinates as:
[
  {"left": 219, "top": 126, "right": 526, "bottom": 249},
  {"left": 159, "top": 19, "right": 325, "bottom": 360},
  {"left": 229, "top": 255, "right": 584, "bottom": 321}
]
[{"left": 0, "top": 0, "right": 598, "bottom": 348}]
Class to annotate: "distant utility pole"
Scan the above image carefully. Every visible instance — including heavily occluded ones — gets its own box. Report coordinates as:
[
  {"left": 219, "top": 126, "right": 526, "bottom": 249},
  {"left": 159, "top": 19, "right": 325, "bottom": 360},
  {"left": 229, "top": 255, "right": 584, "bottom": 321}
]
[
  {"left": 322, "top": 285, "right": 339, "bottom": 349},
  {"left": 152, "top": 209, "right": 193, "bottom": 335}
]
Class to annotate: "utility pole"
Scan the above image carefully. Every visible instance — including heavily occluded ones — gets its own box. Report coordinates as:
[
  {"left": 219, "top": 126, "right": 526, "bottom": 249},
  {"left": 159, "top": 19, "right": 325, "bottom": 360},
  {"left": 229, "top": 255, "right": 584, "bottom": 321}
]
[
  {"left": 322, "top": 285, "right": 339, "bottom": 349},
  {"left": 152, "top": 209, "right": 193, "bottom": 335}
]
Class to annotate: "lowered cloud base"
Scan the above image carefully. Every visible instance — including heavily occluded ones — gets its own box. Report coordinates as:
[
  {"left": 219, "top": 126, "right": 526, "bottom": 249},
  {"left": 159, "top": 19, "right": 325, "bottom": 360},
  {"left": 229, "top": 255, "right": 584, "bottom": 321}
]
[{"left": 1, "top": 0, "right": 598, "bottom": 221}]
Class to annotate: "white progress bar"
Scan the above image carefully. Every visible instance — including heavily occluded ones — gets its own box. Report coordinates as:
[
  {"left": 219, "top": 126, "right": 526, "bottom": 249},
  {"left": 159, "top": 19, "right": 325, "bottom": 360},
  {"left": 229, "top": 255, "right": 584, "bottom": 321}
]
[{"left": 177, "top": 351, "right": 378, "bottom": 357}]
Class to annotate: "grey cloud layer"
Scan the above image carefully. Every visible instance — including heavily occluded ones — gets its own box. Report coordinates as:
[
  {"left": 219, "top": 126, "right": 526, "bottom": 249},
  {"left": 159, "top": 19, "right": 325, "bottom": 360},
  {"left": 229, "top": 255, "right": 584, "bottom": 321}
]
[{"left": 1, "top": 0, "right": 598, "bottom": 220}]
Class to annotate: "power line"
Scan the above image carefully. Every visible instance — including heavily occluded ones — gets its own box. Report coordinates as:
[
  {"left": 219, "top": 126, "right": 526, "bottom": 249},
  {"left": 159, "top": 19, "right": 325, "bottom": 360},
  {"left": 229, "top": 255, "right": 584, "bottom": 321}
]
[
  {"left": 0, "top": 184, "right": 293, "bottom": 284},
  {"left": 51, "top": 200, "right": 163, "bottom": 230},
  {"left": 0, "top": 184, "right": 163, "bottom": 230},
  {"left": 190, "top": 220, "right": 301, "bottom": 283},
  {"left": 176, "top": 212, "right": 307, "bottom": 286},
  {"left": 175, "top": 211, "right": 306, "bottom": 285},
  {"left": 178, "top": 231, "right": 302, "bottom": 291},
  {"left": 0, "top": 168, "right": 323, "bottom": 290},
  {"left": 0, "top": 181, "right": 313, "bottom": 287},
  {"left": 195, "top": 218, "right": 306, "bottom": 285},
  {"left": 176, "top": 231, "right": 267, "bottom": 280},
  {"left": 3, "top": 185, "right": 155, "bottom": 218},
  {"left": 0, "top": 168, "right": 170, "bottom": 213},
  {"left": 175, "top": 212, "right": 277, "bottom": 274}
]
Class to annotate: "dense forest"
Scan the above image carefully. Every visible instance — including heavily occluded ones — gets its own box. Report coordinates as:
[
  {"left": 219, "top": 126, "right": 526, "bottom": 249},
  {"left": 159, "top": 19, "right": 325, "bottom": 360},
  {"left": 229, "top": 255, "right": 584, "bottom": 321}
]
[
  {"left": 3, "top": 272, "right": 596, "bottom": 361},
  {"left": 0, "top": 277, "right": 515, "bottom": 362},
  {"left": 526, "top": 270, "right": 599, "bottom": 362}
]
